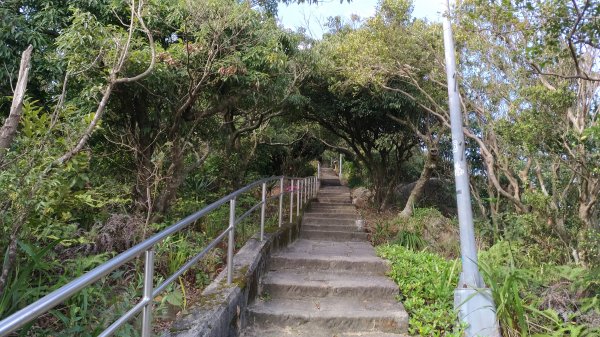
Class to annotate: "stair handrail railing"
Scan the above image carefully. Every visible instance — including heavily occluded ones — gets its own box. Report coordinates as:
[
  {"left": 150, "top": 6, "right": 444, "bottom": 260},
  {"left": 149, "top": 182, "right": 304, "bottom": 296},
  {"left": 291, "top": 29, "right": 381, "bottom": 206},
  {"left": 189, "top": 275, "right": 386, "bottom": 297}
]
[{"left": 0, "top": 175, "right": 320, "bottom": 337}]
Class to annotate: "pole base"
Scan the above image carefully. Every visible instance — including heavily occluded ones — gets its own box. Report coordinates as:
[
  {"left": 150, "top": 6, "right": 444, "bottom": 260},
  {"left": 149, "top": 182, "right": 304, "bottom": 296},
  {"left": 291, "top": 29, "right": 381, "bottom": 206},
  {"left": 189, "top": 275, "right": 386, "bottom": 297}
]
[{"left": 454, "top": 287, "right": 501, "bottom": 337}]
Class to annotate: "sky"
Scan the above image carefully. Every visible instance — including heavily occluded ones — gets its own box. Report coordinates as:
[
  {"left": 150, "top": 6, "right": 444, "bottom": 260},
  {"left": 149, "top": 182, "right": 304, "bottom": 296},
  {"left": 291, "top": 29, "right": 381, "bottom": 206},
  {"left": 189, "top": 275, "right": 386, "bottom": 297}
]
[{"left": 277, "top": 0, "right": 442, "bottom": 39}]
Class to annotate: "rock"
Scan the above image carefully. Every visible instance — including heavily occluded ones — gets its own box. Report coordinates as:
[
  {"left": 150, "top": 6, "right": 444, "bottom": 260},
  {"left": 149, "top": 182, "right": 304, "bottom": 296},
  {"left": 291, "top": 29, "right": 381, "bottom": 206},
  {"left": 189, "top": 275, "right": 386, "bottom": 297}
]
[{"left": 351, "top": 187, "right": 372, "bottom": 208}]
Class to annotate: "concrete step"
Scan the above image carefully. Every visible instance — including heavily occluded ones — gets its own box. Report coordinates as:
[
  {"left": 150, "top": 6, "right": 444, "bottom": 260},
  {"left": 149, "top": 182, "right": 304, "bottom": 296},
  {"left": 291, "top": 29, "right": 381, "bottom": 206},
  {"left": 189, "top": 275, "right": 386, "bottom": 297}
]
[
  {"left": 300, "top": 230, "right": 368, "bottom": 242},
  {"left": 318, "top": 197, "right": 351, "bottom": 202},
  {"left": 304, "top": 212, "right": 356, "bottom": 219},
  {"left": 303, "top": 218, "right": 356, "bottom": 226},
  {"left": 269, "top": 242, "right": 386, "bottom": 274},
  {"left": 261, "top": 270, "right": 398, "bottom": 300},
  {"left": 320, "top": 179, "right": 342, "bottom": 186},
  {"left": 307, "top": 209, "right": 357, "bottom": 215},
  {"left": 317, "top": 192, "right": 350, "bottom": 196},
  {"left": 247, "top": 297, "right": 408, "bottom": 333},
  {"left": 311, "top": 203, "right": 355, "bottom": 209},
  {"left": 241, "top": 327, "right": 409, "bottom": 337},
  {"left": 317, "top": 201, "right": 352, "bottom": 206},
  {"left": 318, "top": 192, "right": 351, "bottom": 197},
  {"left": 311, "top": 201, "right": 354, "bottom": 205},
  {"left": 317, "top": 186, "right": 350, "bottom": 195},
  {"left": 269, "top": 254, "right": 385, "bottom": 274},
  {"left": 302, "top": 224, "right": 361, "bottom": 232}
]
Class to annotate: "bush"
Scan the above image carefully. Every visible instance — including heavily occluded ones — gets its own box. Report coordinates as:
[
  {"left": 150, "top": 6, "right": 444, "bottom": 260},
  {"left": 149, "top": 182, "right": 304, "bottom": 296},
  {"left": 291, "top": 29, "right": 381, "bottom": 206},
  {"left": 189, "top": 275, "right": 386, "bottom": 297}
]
[{"left": 377, "top": 244, "right": 461, "bottom": 336}]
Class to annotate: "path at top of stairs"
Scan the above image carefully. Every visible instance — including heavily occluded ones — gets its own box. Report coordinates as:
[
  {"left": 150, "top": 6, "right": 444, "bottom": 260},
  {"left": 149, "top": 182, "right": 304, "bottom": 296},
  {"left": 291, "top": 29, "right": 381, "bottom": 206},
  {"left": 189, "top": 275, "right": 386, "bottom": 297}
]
[{"left": 241, "top": 168, "right": 408, "bottom": 337}]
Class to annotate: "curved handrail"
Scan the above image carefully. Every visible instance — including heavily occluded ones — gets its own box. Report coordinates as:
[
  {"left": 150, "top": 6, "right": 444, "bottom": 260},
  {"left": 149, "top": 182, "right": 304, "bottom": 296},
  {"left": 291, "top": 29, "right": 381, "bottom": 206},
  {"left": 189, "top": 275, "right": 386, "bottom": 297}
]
[{"left": 0, "top": 175, "right": 320, "bottom": 337}]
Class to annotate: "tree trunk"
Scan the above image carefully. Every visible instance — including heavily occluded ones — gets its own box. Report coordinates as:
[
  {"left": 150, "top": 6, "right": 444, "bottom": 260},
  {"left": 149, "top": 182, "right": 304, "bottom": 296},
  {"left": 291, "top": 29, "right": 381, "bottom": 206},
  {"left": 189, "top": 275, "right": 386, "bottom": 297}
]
[
  {"left": 0, "top": 211, "right": 25, "bottom": 297},
  {"left": 399, "top": 148, "right": 437, "bottom": 218},
  {"left": 0, "top": 45, "right": 33, "bottom": 162}
]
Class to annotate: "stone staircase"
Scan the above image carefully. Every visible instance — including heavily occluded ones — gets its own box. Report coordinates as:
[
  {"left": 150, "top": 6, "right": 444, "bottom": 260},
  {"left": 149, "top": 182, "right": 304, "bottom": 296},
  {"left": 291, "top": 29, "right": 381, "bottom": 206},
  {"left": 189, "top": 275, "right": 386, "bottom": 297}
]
[{"left": 241, "top": 168, "right": 408, "bottom": 337}]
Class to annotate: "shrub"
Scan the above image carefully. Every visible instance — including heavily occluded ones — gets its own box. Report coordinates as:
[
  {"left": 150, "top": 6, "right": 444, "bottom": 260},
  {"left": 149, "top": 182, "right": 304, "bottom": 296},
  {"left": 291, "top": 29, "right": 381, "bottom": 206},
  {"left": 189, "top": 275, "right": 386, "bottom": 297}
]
[{"left": 377, "top": 244, "right": 461, "bottom": 336}]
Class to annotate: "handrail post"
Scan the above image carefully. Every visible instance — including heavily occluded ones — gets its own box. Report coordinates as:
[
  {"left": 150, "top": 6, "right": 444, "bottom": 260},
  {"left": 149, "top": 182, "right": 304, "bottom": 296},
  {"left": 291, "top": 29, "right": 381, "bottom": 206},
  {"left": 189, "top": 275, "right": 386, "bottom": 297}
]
[
  {"left": 290, "top": 179, "right": 294, "bottom": 223},
  {"left": 296, "top": 179, "right": 300, "bottom": 216},
  {"left": 317, "top": 162, "right": 320, "bottom": 180},
  {"left": 260, "top": 182, "right": 267, "bottom": 241},
  {"left": 227, "top": 198, "right": 236, "bottom": 284},
  {"left": 299, "top": 179, "right": 303, "bottom": 207},
  {"left": 278, "top": 177, "right": 284, "bottom": 227},
  {"left": 141, "top": 250, "right": 155, "bottom": 337},
  {"left": 315, "top": 175, "right": 319, "bottom": 195},
  {"left": 304, "top": 178, "right": 307, "bottom": 203}
]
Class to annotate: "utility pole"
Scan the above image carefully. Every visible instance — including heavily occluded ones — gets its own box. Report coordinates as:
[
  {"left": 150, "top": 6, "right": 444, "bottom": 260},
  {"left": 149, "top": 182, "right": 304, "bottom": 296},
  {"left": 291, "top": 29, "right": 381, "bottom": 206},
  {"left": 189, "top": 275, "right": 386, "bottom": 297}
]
[{"left": 441, "top": 1, "right": 500, "bottom": 336}]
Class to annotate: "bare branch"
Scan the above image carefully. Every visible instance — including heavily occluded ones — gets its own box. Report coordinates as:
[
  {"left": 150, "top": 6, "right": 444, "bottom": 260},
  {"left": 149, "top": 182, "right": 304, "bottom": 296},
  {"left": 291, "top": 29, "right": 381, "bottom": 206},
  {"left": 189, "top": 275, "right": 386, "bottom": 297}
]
[{"left": 0, "top": 45, "right": 33, "bottom": 162}]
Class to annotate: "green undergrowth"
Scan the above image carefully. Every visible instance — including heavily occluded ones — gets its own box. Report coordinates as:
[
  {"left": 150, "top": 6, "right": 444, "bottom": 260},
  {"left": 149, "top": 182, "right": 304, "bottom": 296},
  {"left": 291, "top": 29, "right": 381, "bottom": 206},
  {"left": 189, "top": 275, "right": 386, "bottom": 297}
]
[
  {"left": 376, "top": 244, "right": 462, "bottom": 337},
  {"left": 377, "top": 241, "right": 600, "bottom": 337},
  {"left": 479, "top": 241, "right": 600, "bottom": 337}
]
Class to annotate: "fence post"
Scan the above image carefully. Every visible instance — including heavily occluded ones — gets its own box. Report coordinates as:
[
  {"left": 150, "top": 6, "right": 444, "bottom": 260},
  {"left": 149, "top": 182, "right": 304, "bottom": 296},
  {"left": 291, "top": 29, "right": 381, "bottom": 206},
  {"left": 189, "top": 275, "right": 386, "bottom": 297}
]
[
  {"left": 260, "top": 182, "right": 267, "bottom": 241},
  {"left": 141, "top": 250, "right": 155, "bottom": 337},
  {"left": 278, "top": 177, "right": 284, "bottom": 227},
  {"left": 227, "top": 198, "right": 236, "bottom": 284}
]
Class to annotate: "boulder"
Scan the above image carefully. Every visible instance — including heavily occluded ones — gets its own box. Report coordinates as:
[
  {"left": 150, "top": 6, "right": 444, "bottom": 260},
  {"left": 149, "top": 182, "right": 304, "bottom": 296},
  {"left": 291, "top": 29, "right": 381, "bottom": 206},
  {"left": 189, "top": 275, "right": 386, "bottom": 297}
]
[{"left": 351, "top": 187, "right": 373, "bottom": 208}]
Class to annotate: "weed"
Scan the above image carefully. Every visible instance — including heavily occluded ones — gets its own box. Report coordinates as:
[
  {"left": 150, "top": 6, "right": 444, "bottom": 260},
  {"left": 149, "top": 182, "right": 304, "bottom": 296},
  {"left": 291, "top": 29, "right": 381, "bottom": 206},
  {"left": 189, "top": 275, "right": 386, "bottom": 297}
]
[
  {"left": 394, "top": 230, "right": 427, "bottom": 251},
  {"left": 259, "top": 292, "right": 271, "bottom": 302}
]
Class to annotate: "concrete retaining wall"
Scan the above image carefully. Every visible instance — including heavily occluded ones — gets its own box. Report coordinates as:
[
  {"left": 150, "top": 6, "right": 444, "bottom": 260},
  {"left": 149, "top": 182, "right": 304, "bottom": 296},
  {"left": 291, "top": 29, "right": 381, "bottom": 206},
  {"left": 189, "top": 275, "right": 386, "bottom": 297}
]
[{"left": 161, "top": 218, "right": 302, "bottom": 337}]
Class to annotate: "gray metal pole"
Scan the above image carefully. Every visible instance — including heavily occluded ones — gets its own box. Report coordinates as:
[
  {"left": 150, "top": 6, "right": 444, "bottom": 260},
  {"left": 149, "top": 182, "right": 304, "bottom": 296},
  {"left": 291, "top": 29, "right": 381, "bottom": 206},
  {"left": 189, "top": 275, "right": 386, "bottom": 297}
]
[
  {"left": 278, "top": 177, "right": 284, "bottom": 227},
  {"left": 317, "top": 162, "right": 321, "bottom": 179},
  {"left": 296, "top": 179, "right": 300, "bottom": 216},
  {"left": 290, "top": 179, "right": 294, "bottom": 223},
  {"left": 141, "top": 250, "right": 154, "bottom": 337},
  {"left": 443, "top": 0, "right": 480, "bottom": 289},
  {"left": 299, "top": 179, "right": 303, "bottom": 207},
  {"left": 227, "top": 198, "right": 236, "bottom": 284},
  {"left": 442, "top": 1, "right": 500, "bottom": 336},
  {"left": 304, "top": 178, "right": 307, "bottom": 204},
  {"left": 260, "top": 182, "right": 267, "bottom": 241},
  {"left": 339, "top": 154, "right": 343, "bottom": 178}
]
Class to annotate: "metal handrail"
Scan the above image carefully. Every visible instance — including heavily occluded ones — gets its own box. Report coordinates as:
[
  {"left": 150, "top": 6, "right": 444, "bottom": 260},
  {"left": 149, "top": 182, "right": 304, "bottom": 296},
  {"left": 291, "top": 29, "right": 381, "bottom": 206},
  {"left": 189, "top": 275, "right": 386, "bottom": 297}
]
[{"left": 0, "top": 174, "right": 320, "bottom": 337}]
